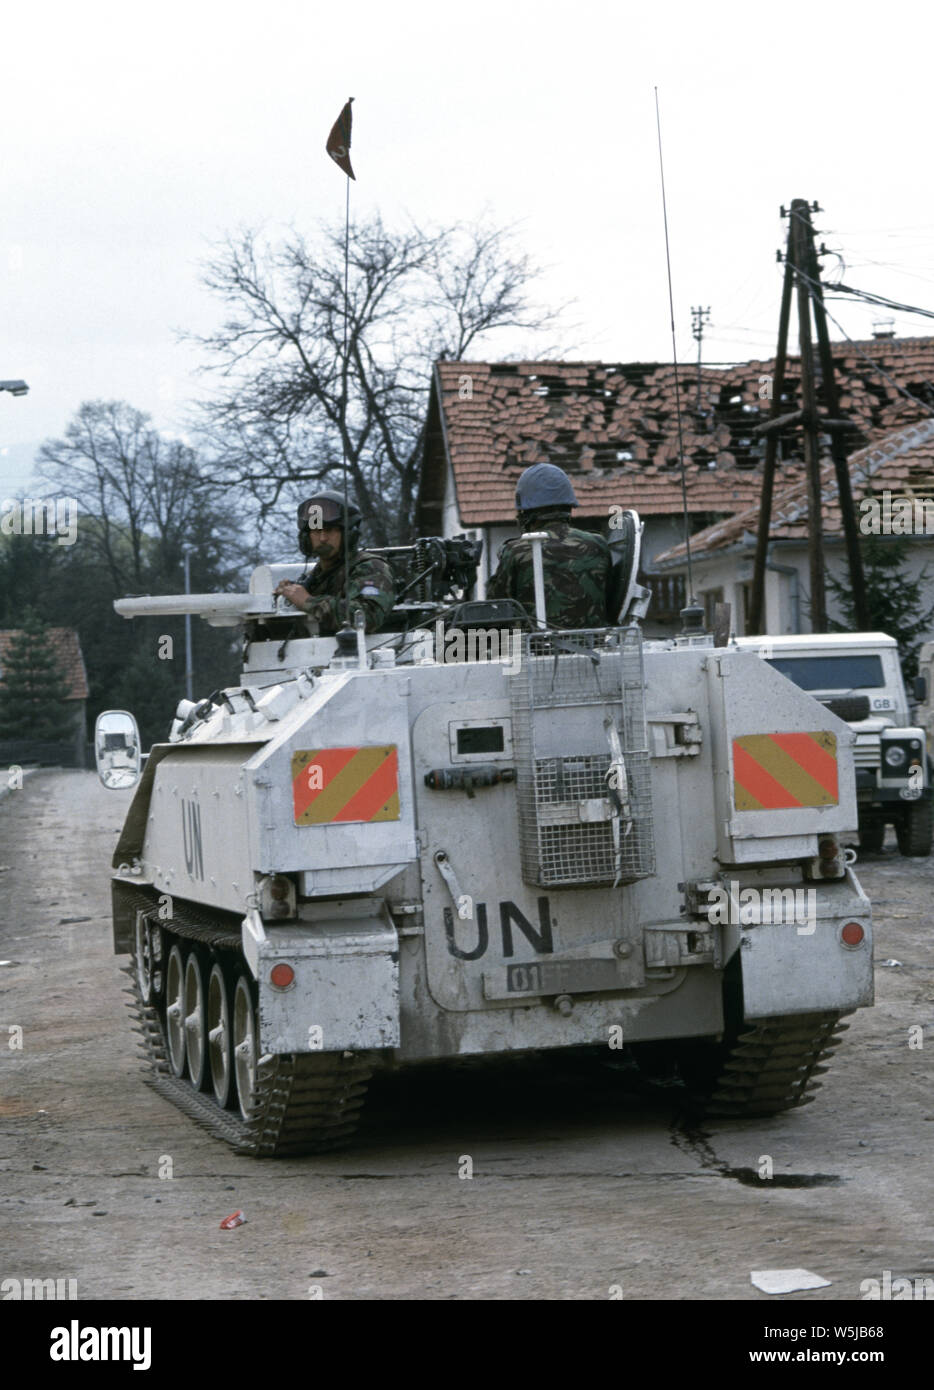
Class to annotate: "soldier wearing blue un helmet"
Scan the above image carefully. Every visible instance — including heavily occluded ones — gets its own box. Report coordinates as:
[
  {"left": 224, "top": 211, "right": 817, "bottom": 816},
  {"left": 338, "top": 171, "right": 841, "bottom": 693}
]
[{"left": 487, "top": 463, "right": 612, "bottom": 627}]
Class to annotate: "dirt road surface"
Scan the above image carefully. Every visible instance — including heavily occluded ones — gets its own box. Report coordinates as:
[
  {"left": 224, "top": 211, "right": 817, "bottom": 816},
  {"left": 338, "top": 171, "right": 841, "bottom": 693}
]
[{"left": 1, "top": 770, "right": 932, "bottom": 1301}]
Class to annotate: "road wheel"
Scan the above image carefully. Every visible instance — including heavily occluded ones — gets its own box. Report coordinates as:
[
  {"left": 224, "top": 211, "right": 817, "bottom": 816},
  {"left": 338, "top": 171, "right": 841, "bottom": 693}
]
[
  {"left": 859, "top": 820, "right": 885, "bottom": 854},
  {"left": 895, "top": 799, "right": 933, "bottom": 857},
  {"left": 164, "top": 944, "right": 186, "bottom": 1078},
  {"left": 207, "top": 963, "right": 234, "bottom": 1108},
  {"left": 184, "top": 952, "right": 209, "bottom": 1091},
  {"left": 232, "top": 975, "right": 258, "bottom": 1121}
]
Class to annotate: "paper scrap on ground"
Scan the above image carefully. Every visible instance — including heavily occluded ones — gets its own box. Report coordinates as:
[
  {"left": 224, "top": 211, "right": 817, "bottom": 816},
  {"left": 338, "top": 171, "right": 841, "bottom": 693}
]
[{"left": 751, "top": 1268, "right": 831, "bottom": 1294}]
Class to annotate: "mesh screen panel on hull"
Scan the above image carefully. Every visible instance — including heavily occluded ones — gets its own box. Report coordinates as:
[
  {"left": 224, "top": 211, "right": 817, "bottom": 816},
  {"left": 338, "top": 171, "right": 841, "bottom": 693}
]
[{"left": 509, "top": 629, "right": 655, "bottom": 887}]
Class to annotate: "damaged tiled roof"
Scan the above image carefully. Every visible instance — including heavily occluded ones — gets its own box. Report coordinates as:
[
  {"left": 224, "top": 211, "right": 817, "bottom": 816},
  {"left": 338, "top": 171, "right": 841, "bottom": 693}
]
[
  {"left": 0, "top": 627, "right": 89, "bottom": 701},
  {"left": 653, "top": 419, "right": 934, "bottom": 567},
  {"left": 418, "top": 338, "right": 934, "bottom": 528}
]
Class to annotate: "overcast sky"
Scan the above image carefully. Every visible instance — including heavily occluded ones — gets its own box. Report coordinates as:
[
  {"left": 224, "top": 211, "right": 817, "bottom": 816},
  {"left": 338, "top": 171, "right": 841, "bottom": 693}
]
[{"left": 3, "top": 0, "right": 934, "bottom": 497}]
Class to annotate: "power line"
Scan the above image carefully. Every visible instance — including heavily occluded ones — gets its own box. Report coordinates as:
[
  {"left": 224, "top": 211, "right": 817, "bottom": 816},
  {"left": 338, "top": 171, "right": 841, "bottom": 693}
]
[
  {"left": 790, "top": 261, "right": 934, "bottom": 419},
  {"left": 787, "top": 210, "right": 934, "bottom": 318},
  {"left": 829, "top": 282, "right": 934, "bottom": 322}
]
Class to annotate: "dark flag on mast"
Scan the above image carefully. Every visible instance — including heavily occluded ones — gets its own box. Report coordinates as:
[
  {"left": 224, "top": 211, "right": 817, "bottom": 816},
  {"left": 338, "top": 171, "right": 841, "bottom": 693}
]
[{"left": 326, "top": 98, "right": 355, "bottom": 179}]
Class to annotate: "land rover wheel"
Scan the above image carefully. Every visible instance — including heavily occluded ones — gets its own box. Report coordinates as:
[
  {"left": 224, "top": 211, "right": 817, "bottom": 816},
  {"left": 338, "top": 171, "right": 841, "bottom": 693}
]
[{"left": 895, "top": 799, "right": 933, "bottom": 857}]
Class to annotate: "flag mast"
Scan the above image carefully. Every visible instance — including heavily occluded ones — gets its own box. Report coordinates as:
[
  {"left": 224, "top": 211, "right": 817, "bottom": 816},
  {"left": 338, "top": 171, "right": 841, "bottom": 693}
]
[{"left": 326, "top": 97, "right": 356, "bottom": 629}]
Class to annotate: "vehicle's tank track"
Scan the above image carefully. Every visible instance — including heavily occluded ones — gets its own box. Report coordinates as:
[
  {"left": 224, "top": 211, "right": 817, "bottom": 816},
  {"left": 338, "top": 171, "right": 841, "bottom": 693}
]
[
  {"left": 695, "top": 1011, "right": 851, "bottom": 1117},
  {"left": 125, "top": 906, "right": 371, "bottom": 1156}
]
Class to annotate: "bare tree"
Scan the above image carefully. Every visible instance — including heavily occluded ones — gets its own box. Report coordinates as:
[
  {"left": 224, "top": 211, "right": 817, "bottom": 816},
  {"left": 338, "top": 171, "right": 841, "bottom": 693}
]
[
  {"left": 191, "top": 216, "right": 564, "bottom": 545},
  {"left": 37, "top": 401, "right": 154, "bottom": 589},
  {"left": 35, "top": 400, "right": 240, "bottom": 590}
]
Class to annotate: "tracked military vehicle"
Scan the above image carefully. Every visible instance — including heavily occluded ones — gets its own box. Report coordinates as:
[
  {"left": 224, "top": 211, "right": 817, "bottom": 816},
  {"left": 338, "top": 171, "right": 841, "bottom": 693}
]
[{"left": 105, "top": 520, "right": 873, "bottom": 1155}]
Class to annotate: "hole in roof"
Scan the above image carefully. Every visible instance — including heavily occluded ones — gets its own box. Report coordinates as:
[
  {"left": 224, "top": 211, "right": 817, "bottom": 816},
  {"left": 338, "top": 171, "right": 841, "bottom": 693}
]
[{"left": 616, "top": 450, "right": 633, "bottom": 462}]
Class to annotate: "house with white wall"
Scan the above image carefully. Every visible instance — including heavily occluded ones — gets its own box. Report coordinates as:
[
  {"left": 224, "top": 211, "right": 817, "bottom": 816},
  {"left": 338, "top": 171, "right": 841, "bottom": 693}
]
[
  {"left": 415, "top": 338, "right": 934, "bottom": 632},
  {"left": 652, "top": 420, "right": 934, "bottom": 635}
]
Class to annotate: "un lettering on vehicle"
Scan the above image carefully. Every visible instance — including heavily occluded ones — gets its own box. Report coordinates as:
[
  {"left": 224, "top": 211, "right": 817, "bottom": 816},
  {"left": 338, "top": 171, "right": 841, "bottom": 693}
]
[
  {"left": 181, "top": 798, "right": 204, "bottom": 880},
  {"left": 443, "top": 897, "right": 553, "bottom": 961}
]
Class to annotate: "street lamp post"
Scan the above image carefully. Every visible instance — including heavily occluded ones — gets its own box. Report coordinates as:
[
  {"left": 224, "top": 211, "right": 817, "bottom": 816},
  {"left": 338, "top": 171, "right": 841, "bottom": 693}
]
[{"left": 182, "top": 548, "right": 194, "bottom": 702}]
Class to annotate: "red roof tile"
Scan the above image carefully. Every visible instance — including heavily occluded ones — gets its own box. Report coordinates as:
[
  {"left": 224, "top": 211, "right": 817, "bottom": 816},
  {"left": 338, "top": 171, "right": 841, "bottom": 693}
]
[
  {"left": 418, "top": 338, "right": 934, "bottom": 529},
  {"left": 654, "top": 420, "right": 934, "bottom": 566},
  {"left": 0, "top": 627, "right": 89, "bottom": 701}
]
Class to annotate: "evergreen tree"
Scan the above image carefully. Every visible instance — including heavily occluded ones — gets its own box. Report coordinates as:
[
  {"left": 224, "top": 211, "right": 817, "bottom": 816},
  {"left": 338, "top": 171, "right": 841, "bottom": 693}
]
[
  {"left": 827, "top": 535, "right": 934, "bottom": 685},
  {"left": 0, "top": 609, "right": 74, "bottom": 739}
]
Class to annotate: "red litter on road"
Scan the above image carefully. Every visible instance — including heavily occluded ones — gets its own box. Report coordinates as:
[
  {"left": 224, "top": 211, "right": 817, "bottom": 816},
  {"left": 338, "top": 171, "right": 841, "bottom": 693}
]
[{"left": 219, "top": 1210, "right": 246, "bottom": 1230}]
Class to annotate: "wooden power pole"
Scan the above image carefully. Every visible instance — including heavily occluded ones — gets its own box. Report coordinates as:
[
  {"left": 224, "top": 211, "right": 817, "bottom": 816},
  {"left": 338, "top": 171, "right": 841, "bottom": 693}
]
[
  {"left": 793, "top": 201, "right": 827, "bottom": 631},
  {"left": 747, "top": 199, "right": 869, "bottom": 634}
]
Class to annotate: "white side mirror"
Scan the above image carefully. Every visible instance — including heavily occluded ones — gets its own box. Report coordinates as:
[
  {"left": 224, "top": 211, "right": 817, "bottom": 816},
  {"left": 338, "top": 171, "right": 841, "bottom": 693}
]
[{"left": 94, "top": 709, "right": 142, "bottom": 790}]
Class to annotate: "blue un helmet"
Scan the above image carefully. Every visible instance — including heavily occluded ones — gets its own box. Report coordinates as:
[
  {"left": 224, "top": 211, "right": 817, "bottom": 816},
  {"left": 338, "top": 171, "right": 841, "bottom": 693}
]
[{"left": 515, "top": 463, "right": 578, "bottom": 516}]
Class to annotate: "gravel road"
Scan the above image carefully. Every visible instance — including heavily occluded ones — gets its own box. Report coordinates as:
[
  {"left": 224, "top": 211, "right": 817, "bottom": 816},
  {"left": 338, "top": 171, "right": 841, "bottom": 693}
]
[{"left": 1, "top": 770, "right": 932, "bottom": 1301}]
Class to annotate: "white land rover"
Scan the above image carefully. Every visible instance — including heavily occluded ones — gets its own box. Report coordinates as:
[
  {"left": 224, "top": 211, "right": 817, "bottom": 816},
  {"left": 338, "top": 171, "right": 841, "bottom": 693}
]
[{"left": 735, "top": 632, "right": 932, "bottom": 857}]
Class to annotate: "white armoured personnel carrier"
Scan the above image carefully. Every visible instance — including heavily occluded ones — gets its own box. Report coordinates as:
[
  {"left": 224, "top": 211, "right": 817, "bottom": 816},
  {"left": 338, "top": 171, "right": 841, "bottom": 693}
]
[{"left": 104, "top": 525, "right": 873, "bottom": 1155}]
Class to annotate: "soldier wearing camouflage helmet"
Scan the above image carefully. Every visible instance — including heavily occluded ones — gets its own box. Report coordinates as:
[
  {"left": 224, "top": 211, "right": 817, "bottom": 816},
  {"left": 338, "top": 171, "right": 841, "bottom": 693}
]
[
  {"left": 274, "top": 491, "right": 396, "bottom": 634},
  {"left": 487, "top": 463, "right": 612, "bottom": 627}
]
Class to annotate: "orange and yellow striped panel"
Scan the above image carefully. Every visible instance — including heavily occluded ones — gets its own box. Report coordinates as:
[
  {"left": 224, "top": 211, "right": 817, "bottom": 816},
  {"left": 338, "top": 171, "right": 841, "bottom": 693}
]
[
  {"left": 291, "top": 746, "right": 400, "bottom": 825},
  {"left": 733, "top": 732, "right": 838, "bottom": 811}
]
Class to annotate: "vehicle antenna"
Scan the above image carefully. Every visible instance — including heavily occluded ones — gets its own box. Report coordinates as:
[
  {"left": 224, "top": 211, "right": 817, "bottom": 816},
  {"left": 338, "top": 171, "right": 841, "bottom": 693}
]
[{"left": 654, "top": 88, "right": 695, "bottom": 608}]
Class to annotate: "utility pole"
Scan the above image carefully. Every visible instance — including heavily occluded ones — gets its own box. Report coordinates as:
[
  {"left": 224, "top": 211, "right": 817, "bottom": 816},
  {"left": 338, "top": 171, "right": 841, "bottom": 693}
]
[
  {"left": 748, "top": 255, "right": 794, "bottom": 634},
  {"left": 691, "top": 306, "right": 711, "bottom": 412},
  {"left": 792, "top": 200, "right": 827, "bottom": 632},
  {"left": 803, "top": 214, "right": 870, "bottom": 628},
  {"left": 748, "top": 199, "right": 867, "bottom": 635}
]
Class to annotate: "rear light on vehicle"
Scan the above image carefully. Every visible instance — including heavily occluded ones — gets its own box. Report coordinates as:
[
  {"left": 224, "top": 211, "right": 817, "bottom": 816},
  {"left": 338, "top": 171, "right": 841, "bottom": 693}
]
[
  {"left": 270, "top": 963, "right": 295, "bottom": 989},
  {"left": 841, "top": 922, "right": 864, "bottom": 947}
]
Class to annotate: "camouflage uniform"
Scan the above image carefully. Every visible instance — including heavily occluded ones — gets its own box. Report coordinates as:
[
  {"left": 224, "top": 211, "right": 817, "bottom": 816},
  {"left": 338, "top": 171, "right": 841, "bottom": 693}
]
[
  {"left": 487, "top": 513, "right": 612, "bottom": 629},
  {"left": 299, "top": 550, "right": 396, "bottom": 635}
]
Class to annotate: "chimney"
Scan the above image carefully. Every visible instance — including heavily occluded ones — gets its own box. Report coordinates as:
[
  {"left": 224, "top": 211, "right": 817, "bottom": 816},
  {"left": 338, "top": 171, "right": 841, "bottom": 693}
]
[{"left": 872, "top": 317, "right": 896, "bottom": 340}]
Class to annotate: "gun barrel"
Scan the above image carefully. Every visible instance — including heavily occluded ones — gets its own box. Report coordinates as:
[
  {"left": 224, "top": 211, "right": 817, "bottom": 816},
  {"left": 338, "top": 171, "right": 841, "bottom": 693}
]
[{"left": 114, "top": 593, "right": 276, "bottom": 623}]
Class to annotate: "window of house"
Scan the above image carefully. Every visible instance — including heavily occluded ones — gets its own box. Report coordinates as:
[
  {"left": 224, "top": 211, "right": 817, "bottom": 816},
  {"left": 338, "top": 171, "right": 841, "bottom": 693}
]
[{"left": 649, "top": 574, "right": 686, "bottom": 623}]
